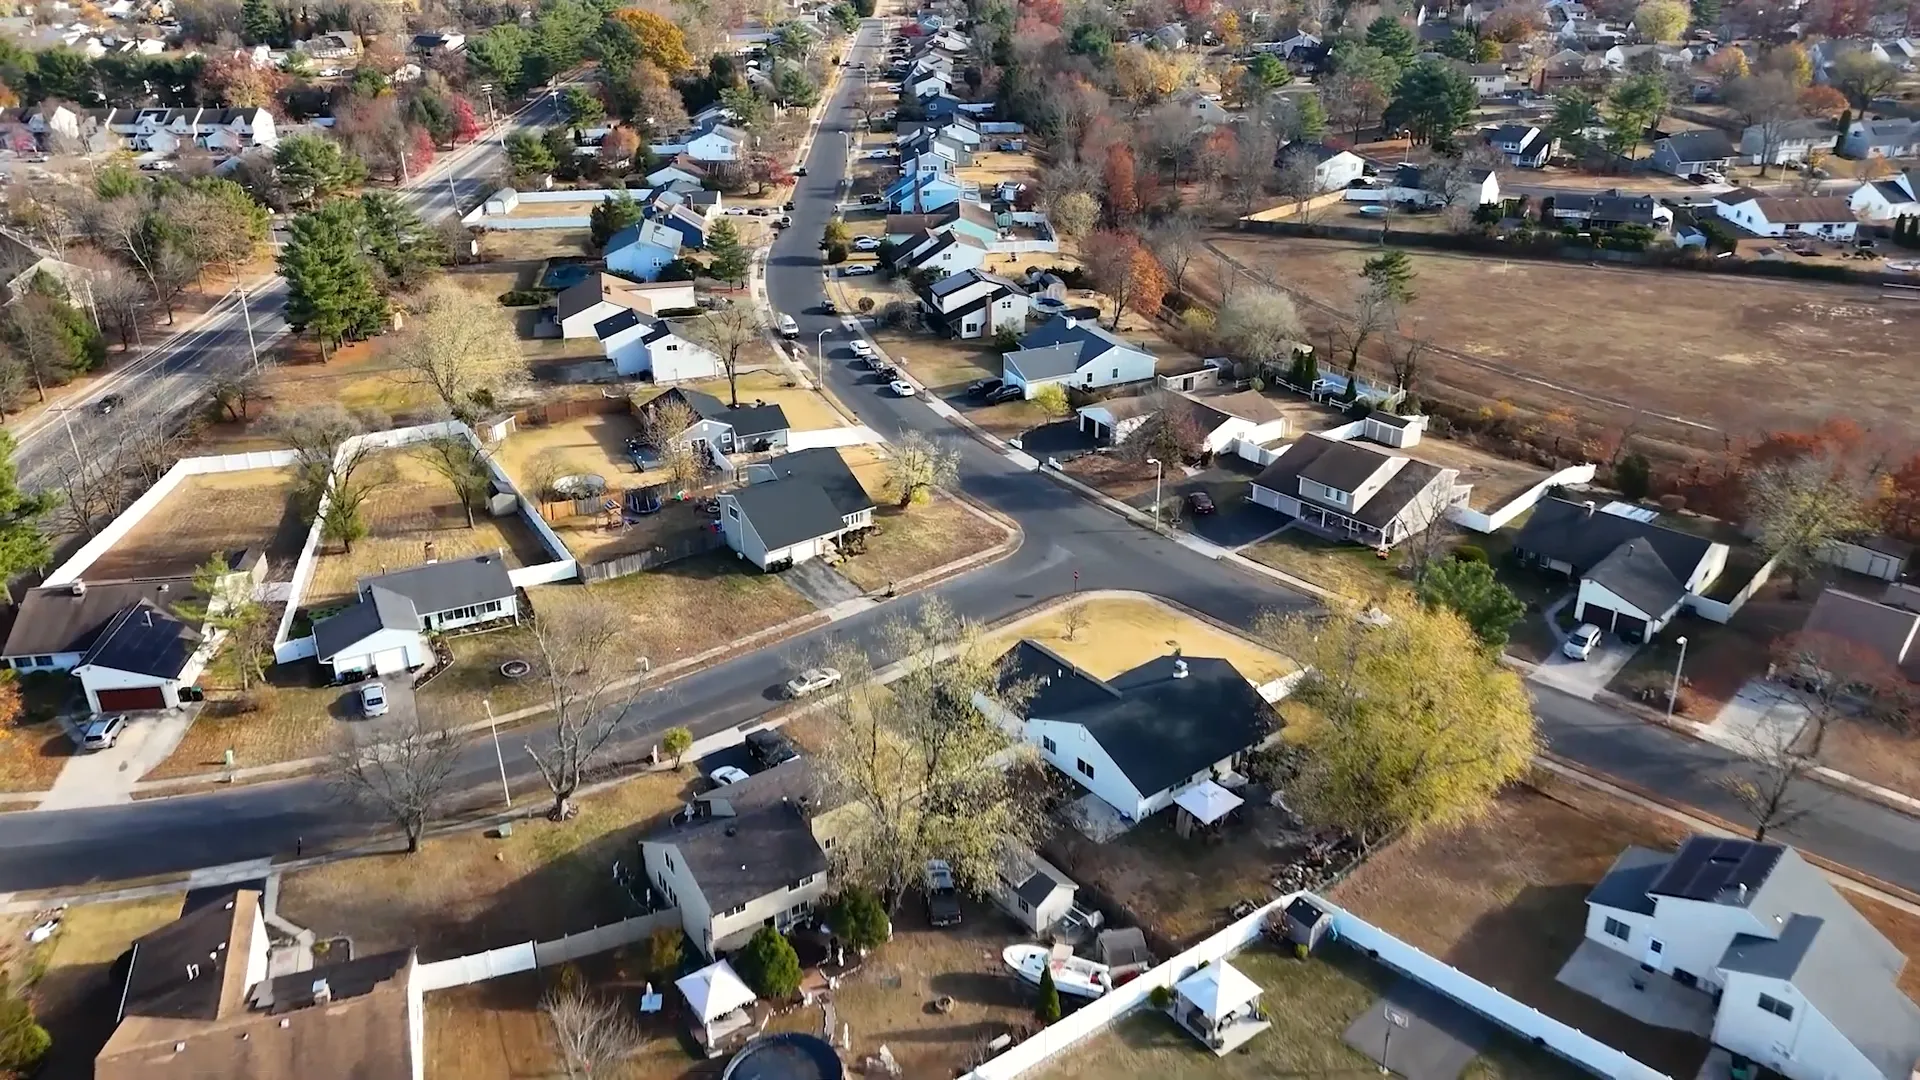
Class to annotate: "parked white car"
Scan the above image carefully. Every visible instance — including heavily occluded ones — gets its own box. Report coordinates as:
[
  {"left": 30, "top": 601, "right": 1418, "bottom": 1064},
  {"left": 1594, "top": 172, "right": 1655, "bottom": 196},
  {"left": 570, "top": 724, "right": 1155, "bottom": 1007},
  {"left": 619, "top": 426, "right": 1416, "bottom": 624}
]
[
  {"left": 849, "top": 340, "right": 874, "bottom": 359},
  {"left": 852, "top": 236, "right": 881, "bottom": 251},
  {"left": 709, "top": 765, "right": 751, "bottom": 786},
  {"left": 785, "top": 667, "right": 842, "bottom": 698},
  {"left": 843, "top": 264, "right": 875, "bottom": 276},
  {"left": 778, "top": 314, "right": 799, "bottom": 338},
  {"left": 866, "top": 148, "right": 893, "bottom": 160},
  {"left": 888, "top": 379, "right": 916, "bottom": 397},
  {"left": 359, "top": 681, "right": 390, "bottom": 717},
  {"left": 1563, "top": 623, "right": 1603, "bottom": 661}
]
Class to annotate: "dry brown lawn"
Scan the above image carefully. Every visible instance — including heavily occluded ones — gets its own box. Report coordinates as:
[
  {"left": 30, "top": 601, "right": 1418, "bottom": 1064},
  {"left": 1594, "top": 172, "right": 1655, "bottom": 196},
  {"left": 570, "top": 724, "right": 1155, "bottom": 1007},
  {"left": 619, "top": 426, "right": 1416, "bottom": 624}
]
[
  {"left": 480, "top": 229, "right": 594, "bottom": 263},
  {"left": 989, "top": 595, "right": 1296, "bottom": 687},
  {"left": 1327, "top": 777, "right": 1920, "bottom": 1078},
  {"left": 0, "top": 895, "right": 186, "bottom": 1077},
  {"left": 302, "top": 451, "right": 556, "bottom": 609},
  {"left": 1407, "top": 436, "right": 1551, "bottom": 511},
  {"left": 425, "top": 972, "right": 568, "bottom": 1080},
  {"left": 838, "top": 494, "right": 1009, "bottom": 592},
  {"left": 1241, "top": 529, "right": 1405, "bottom": 599},
  {"left": 0, "top": 714, "right": 71, "bottom": 793},
  {"left": 278, "top": 769, "right": 695, "bottom": 959},
  {"left": 142, "top": 680, "right": 351, "bottom": 779},
  {"left": 1191, "top": 234, "right": 1920, "bottom": 460},
  {"left": 1817, "top": 715, "right": 1920, "bottom": 802},
  {"left": 635, "top": 369, "right": 848, "bottom": 433},
  {"left": 85, "top": 468, "right": 308, "bottom": 582},
  {"left": 871, "top": 330, "right": 1000, "bottom": 395},
  {"left": 567, "top": 553, "right": 820, "bottom": 666}
]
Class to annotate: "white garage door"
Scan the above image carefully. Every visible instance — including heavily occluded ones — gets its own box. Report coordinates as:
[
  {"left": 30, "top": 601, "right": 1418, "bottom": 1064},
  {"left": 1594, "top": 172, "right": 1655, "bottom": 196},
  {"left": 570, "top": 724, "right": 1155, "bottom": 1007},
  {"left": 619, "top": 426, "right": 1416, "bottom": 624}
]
[{"left": 373, "top": 648, "right": 411, "bottom": 675}]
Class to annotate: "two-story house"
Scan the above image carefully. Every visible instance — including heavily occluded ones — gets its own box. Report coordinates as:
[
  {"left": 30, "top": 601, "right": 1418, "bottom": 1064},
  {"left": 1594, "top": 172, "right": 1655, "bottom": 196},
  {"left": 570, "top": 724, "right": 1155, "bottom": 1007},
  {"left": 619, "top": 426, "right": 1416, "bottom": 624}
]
[
  {"left": 720, "top": 448, "right": 875, "bottom": 570},
  {"left": 110, "top": 107, "right": 279, "bottom": 154},
  {"left": 604, "top": 218, "right": 689, "bottom": 281},
  {"left": 917, "top": 268, "right": 1029, "bottom": 339},
  {"left": 648, "top": 120, "right": 748, "bottom": 164},
  {"left": 1740, "top": 117, "right": 1838, "bottom": 166},
  {"left": 1450, "top": 60, "right": 1510, "bottom": 97},
  {"left": 594, "top": 309, "right": 722, "bottom": 382},
  {"left": 1579, "top": 836, "right": 1920, "bottom": 1080},
  {"left": 1841, "top": 117, "right": 1920, "bottom": 159},
  {"left": 1248, "top": 423, "right": 1465, "bottom": 550},
  {"left": 1548, "top": 189, "right": 1673, "bottom": 229},
  {"left": 642, "top": 759, "right": 831, "bottom": 958},
  {"left": 1484, "top": 123, "right": 1556, "bottom": 168}
]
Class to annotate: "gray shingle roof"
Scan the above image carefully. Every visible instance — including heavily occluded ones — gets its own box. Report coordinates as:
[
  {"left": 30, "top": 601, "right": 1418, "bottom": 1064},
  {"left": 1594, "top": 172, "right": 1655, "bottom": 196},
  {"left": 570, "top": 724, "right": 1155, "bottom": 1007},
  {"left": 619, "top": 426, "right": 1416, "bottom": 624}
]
[
  {"left": 594, "top": 308, "right": 643, "bottom": 340},
  {"left": 745, "top": 448, "right": 873, "bottom": 518},
  {"left": 1659, "top": 128, "right": 1737, "bottom": 162},
  {"left": 358, "top": 555, "right": 514, "bottom": 618},
  {"left": 3, "top": 577, "right": 197, "bottom": 658},
  {"left": 647, "top": 387, "right": 791, "bottom": 439},
  {"left": 1513, "top": 498, "right": 1714, "bottom": 582},
  {"left": 1586, "top": 845, "right": 1669, "bottom": 916},
  {"left": 78, "top": 600, "right": 201, "bottom": 680},
  {"left": 1585, "top": 537, "right": 1688, "bottom": 618},
  {"left": 1003, "top": 319, "right": 1147, "bottom": 380},
  {"left": 311, "top": 587, "right": 420, "bottom": 662},
  {"left": 646, "top": 759, "right": 827, "bottom": 914},
  {"left": 730, "top": 477, "right": 852, "bottom": 551},
  {"left": 1298, "top": 440, "right": 1391, "bottom": 493}
]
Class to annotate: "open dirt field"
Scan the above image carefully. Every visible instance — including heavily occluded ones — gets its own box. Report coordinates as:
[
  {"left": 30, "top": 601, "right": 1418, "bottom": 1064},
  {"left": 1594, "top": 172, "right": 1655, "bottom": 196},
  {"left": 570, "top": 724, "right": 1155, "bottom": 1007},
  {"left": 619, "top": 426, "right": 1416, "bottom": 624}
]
[
  {"left": 1328, "top": 776, "right": 1920, "bottom": 1078},
  {"left": 1192, "top": 234, "right": 1920, "bottom": 462},
  {"left": 302, "top": 451, "right": 556, "bottom": 609},
  {"left": 85, "top": 467, "right": 308, "bottom": 581}
]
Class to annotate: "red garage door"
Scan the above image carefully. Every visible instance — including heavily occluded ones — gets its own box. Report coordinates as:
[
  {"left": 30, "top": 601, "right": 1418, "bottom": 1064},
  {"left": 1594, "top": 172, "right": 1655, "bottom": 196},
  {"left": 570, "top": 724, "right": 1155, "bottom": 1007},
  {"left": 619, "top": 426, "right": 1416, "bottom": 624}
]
[{"left": 96, "top": 687, "right": 166, "bottom": 711}]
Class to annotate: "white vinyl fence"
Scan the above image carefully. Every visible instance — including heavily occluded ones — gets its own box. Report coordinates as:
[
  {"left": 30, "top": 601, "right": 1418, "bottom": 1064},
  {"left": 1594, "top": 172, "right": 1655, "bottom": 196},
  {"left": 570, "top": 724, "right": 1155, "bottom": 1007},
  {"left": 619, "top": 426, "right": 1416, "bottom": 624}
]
[{"left": 1450, "top": 462, "right": 1600, "bottom": 534}]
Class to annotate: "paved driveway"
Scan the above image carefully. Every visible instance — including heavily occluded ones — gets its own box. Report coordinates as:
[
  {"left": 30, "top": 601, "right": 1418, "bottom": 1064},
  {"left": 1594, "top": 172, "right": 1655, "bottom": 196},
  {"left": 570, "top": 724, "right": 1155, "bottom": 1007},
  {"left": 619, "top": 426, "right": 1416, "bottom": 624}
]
[
  {"left": 346, "top": 678, "right": 418, "bottom": 745},
  {"left": 1120, "top": 467, "right": 1282, "bottom": 550},
  {"left": 1528, "top": 637, "right": 1640, "bottom": 700},
  {"left": 37, "top": 708, "right": 199, "bottom": 811}
]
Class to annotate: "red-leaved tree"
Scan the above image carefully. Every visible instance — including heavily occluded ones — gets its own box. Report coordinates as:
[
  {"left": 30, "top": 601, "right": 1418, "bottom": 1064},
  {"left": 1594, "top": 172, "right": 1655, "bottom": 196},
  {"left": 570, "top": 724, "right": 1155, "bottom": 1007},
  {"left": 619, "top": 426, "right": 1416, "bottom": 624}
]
[{"left": 451, "top": 96, "right": 482, "bottom": 142}]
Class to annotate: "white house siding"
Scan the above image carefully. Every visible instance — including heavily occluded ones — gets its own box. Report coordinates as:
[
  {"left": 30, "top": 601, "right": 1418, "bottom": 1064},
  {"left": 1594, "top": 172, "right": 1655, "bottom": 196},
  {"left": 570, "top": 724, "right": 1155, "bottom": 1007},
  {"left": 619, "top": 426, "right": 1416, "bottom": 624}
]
[
  {"left": 647, "top": 339, "right": 723, "bottom": 382},
  {"left": 1714, "top": 200, "right": 1858, "bottom": 240},
  {"left": 1818, "top": 539, "right": 1906, "bottom": 580},
  {"left": 765, "top": 536, "right": 828, "bottom": 568},
  {"left": 1206, "top": 418, "right": 1288, "bottom": 455},
  {"left": 720, "top": 498, "right": 768, "bottom": 566},
  {"left": 643, "top": 841, "right": 720, "bottom": 956},
  {"left": 1686, "top": 544, "right": 1729, "bottom": 594},
  {"left": 709, "top": 872, "right": 830, "bottom": 955},
  {"left": 1313, "top": 152, "right": 1367, "bottom": 191},
  {"left": 1574, "top": 579, "right": 1667, "bottom": 640},
  {"left": 75, "top": 665, "right": 181, "bottom": 714},
  {"left": 1632, "top": 895, "right": 1766, "bottom": 992},
  {"left": 327, "top": 627, "right": 430, "bottom": 677},
  {"left": 419, "top": 596, "right": 515, "bottom": 633},
  {"left": 1249, "top": 485, "right": 1303, "bottom": 517},
  {"left": 1713, "top": 971, "right": 1881, "bottom": 1080},
  {"left": 684, "top": 132, "right": 740, "bottom": 162},
  {"left": 560, "top": 302, "right": 625, "bottom": 339},
  {"left": 2, "top": 650, "right": 85, "bottom": 673},
  {"left": 1025, "top": 717, "right": 1150, "bottom": 820},
  {"left": 1583, "top": 903, "right": 1654, "bottom": 960}
]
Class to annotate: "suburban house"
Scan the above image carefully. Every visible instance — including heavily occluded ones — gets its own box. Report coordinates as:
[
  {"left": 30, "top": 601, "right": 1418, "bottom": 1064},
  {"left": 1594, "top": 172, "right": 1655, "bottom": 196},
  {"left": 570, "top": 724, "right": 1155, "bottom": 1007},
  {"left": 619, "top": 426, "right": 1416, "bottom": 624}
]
[
  {"left": 1511, "top": 497, "right": 1729, "bottom": 642},
  {"left": 1740, "top": 118, "right": 1838, "bottom": 166},
  {"left": 897, "top": 126, "right": 974, "bottom": 171},
  {"left": 1449, "top": 60, "right": 1510, "bottom": 97},
  {"left": 1248, "top": 421, "right": 1466, "bottom": 550},
  {"left": 1848, "top": 168, "right": 1920, "bottom": 220},
  {"left": 411, "top": 30, "right": 465, "bottom": 53},
  {"left": 1547, "top": 189, "right": 1672, "bottom": 229},
  {"left": 313, "top": 554, "right": 519, "bottom": 680},
  {"left": 885, "top": 169, "right": 971, "bottom": 213},
  {"left": 69, "top": 600, "right": 209, "bottom": 715},
  {"left": 603, "top": 219, "right": 689, "bottom": 281},
  {"left": 645, "top": 156, "right": 709, "bottom": 188},
  {"left": 1484, "top": 123, "right": 1556, "bottom": 168},
  {"left": 1840, "top": 117, "right": 1920, "bottom": 159},
  {"left": 1000, "top": 319, "right": 1156, "bottom": 399},
  {"left": 3, "top": 577, "right": 199, "bottom": 678},
  {"left": 595, "top": 310, "right": 720, "bottom": 381},
  {"left": 1714, "top": 190, "right": 1859, "bottom": 240},
  {"left": 95, "top": 888, "right": 418, "bottom": 1080},
  {"left": 1817, "top": 535, "right": 1912, "bottom": 581},
  {"left": 1795, "top": 583, "right": 1920, "bottom": 682},
  {"left": 1579, "top": 836, "right": 1920, "bottom": 1080},
  {"left": 1076, "top": 387, "right": 1293, "bottom": 456},
  {"left": 648, "top": 119, "right": 748, "bottom": 163},
  {"left": 551, "top": 274, "right": 696, "bottom": 338},
  {"left": 297, "top": 32, "right": 358, "bottom": 59},
  {"left": 917, "top": 268, "right": 1028, "bottom": 339},
  {"left": 985, "top": 639, "right": 1280, "bottom": 824},
  {"left": 892, "top": 227, "right": 991, "bottom": 277},
  {"left": 993, "top": 844, "right": 1079, "bottom": 935},
  {"left": 641, "top": 759, "right": 830, "bottom": 957},
  {"left": 1280, "top": 141, "right": 1369, "bottom": 190},
  {"left": 720, "top": 448, "right": 875, "bottom": 570},
  {"left": 1649, "top": 129, "right": 1739, "bottom": 177},
  {"left": 0, "top": 227, "right": 96, "bottom": 303},
  {"left": 1175, "top": 90, "right": 1234, "bottom": 130},
  {"left": 1383, "top": 162, "right": 1501, "bottom": 206},
  {"left": 884, "top": 201, "right": 1000, "bottom": 248},
  {"left": 636, "top": 388, "right": 790, "bottom": 457},
  {"left": 898, "top": 113, "right": 984, "bottom": 150},
  {"left": 108, "top": 106, "right": 278, "bottom": 154}
]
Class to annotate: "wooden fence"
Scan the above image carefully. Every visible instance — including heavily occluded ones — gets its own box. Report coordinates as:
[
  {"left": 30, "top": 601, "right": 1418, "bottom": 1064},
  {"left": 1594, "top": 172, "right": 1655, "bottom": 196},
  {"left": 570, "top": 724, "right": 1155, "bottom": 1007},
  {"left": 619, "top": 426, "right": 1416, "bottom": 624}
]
[{"left": 579, "top": 529, "right": 728, "bottom": 581}]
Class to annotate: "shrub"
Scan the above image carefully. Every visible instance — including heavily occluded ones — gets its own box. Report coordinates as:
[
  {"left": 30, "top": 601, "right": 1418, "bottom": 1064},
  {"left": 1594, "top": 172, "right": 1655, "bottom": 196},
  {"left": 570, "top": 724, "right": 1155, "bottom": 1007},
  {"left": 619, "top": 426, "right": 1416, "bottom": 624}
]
[
  {"left": 1615, "top": 452, "right": 1652, "bottom": 501},
  {"left": 824, "top": 241, "right": 849, "bottom": 264},
  {"left": 0, "top": 981, "right": 49, "bottom": 1075},
  {"left": 826, "top": 887, "right": 890, "bottom": 952},
  {"left": 498, "top": 288, "right": 557, "bottom": 306},
  {"left": 992, "top": 327, "right": 1020, "bottom": 352},
  {"left": 1148, "top": 985, "right": 1173, "bottom": 1009},
  {"left": 1452, "top": 544, "right": 1488, "bottom": 563},
  {"left": 1657, "top": 493, "right": 1688, "bottom": 513},
  {"left": 1029, "top": 383, "right": 1069, "bottom": 418},
  {"left": 736, "top": 926, "right": 802, "bottom": 999},
  {"left": 1036, "top": 966, "right": 1061, "bottom": 1023},
  {"left": 857, "top": 296, "right": 875, "bottom": 313}
]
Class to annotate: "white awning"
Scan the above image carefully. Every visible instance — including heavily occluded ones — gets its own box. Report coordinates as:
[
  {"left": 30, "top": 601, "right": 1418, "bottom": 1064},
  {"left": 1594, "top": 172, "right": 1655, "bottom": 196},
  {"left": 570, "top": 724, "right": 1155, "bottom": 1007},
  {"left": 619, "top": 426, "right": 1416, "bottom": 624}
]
[
  {"left": 676, "top": 960, "right": 757, "bottom": 1023},
  {"left": 1175, "top": 960, "right": 1263, "bottom": 1021},
  {"left": 1174, "top": 780, "right": 1243, "bottom": 825}
]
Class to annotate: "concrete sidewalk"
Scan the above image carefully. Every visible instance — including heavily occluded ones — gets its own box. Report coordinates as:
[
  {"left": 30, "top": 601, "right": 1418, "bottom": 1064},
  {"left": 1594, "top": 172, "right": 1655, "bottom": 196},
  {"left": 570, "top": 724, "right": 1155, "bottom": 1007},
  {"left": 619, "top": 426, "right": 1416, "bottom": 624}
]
[{"left": 37, "top": 710, "right": 198, "bottom": 811}]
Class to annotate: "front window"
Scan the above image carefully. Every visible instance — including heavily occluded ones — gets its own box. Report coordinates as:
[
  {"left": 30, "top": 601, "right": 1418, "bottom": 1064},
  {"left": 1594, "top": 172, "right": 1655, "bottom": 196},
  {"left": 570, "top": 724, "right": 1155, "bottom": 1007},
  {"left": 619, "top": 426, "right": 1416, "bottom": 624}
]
[
  {"left": 1076, "top": 759, "right": 1094, "bottom": 779},
  {"left": 1041, "top": 736, "right": 1056, "bottom": 753},
  {"left": 1602, "top": 917, "right": 1630, "bottom": 941},
  {"left": 1758, "top": 993, "right": 1793, "bottom": 1021}
]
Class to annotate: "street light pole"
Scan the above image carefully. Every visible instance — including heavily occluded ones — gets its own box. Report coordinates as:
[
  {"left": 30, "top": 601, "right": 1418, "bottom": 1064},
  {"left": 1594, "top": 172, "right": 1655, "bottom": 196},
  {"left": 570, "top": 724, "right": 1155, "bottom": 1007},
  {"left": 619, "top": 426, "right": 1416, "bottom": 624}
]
[
  {"left": 1667, "top": 635, "right": 1690, "bottom": 720},
  {"left": 816, "top": 327, "right": 831, "bottom": 382},
  {"left": 59, "top": 408, "right": 81, "bottom": 464},
  {"left": 235, "top": 285, "right": 259, "bottom": 372},
  {"left": 483, "top": 698, "right": 511, "bottom": 808},
  {"left": 1147, "top": 456, "right": 1164, "bottom": 531}
]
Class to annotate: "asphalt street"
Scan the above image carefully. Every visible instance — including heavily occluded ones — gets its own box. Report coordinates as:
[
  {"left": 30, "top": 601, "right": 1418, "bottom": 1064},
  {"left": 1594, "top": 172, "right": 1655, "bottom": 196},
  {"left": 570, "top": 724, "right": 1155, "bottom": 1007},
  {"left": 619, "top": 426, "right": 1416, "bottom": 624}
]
[
  {"left": 5, "top": 87, "right": 569, "bottom": 492},
  {"left": 2, "top": 26, "right": 1918, "bottom": 898}
]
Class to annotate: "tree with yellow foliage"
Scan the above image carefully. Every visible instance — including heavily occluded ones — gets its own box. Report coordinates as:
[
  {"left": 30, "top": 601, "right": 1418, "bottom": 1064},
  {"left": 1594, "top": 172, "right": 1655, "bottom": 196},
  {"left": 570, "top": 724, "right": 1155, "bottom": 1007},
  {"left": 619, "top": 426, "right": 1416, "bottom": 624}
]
[
  {"left": 611, "top": 8, "right": 696, "bottom": 74},
  {"left": 1216, "top": 9, "right": 1243, "bottom": 48},
  {"left": 1256, "top": 593, "right": 1538, "bottom": 848}
]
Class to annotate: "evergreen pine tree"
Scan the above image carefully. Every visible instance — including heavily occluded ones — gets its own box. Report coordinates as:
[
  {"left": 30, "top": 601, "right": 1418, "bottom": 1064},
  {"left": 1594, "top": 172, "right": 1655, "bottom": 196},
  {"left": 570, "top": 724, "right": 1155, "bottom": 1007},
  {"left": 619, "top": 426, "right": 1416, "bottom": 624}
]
[
  {"left": 706, "top": 219, "right": 749, "bottom": 287},
  {"left": 590, "top": 191, "right": 644, "bottom": 251},
  {"left": 1835, "top": 108, "right": 1853, "bottom": 153},
  {"left": 280, "top": 202, "right": 387, "bottom": 360},
  {"left": 241, "top": 0, "right": 283, "bottom": 46},
  {"left": 1036, "top": 966, "right": 1061, "bottom": 1024}
]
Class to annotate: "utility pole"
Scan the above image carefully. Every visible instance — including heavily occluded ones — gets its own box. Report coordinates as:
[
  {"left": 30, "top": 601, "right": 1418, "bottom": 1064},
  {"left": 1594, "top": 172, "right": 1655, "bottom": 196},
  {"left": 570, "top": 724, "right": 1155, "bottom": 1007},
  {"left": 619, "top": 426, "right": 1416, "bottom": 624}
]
[{"left": 236, "top": 285, "right": 259, "bottom": 372}]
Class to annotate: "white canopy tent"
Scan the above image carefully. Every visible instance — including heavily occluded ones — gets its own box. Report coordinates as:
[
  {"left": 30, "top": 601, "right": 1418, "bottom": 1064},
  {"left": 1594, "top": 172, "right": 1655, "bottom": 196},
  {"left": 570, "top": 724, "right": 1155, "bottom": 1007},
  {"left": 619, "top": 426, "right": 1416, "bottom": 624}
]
[
  {"left": 677, "top": 960, "right": 757, "bottom": 1026},
  {"left": 1174, "top": 780, "right": 1244, "bottom": 826},
  {"left": 1175, "top": 960, "right": 1263, "bottom": 1022}
]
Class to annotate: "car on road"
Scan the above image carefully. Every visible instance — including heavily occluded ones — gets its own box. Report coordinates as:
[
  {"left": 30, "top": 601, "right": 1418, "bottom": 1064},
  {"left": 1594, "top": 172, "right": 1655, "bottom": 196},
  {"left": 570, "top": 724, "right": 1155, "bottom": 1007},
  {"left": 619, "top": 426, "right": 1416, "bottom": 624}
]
[
  {"left": 78, "top": 715, "right": 127, "bottom": 752},
  {"left": 1563, "top": 623, "right": 1604, "bottom": 661},
  {"left": 819, "top": 299, "right": 839, "bottom": 315},
  {"left": 708, "top": 765, "right": 751, "bottom": 787},
  {"left": 852, "top": 235, "right": 881, "bottom": 251},
  {"left": 843, "top": 264, "right": 875, "bottom": 276},
  {"left": 888, "top": 379, "right": 916, "bottom": 396},
  {"left": 967, "top": 377, "right": 1002, "bottom": 397},
  {"left": 1186, "top": 490, "right": 1217, "bottom": 515},
  {"left": 783, "top": 200, "right": 796, "bottom": 210},
  {"left": 865, "top": 148, "right": 892, "bottom": 160},
  {"left": 748, "top": 207, "right": 771, "bottom": 216},
  {"left": 785, "top": 666, "right": 842, "bottom": 699},
  {"left": 859, "top": 193, "right": 884, "bottom": 205},
  {"left": 983, "top": 383, "right": 1024, "bottom": 405},
  {"left": 95, "top": 393, "right": 124, "bottom": 416},
  {"left": 779, "top": 314, "right": 799, "bottom": 338},
  {"left": 725, "top": 206, "right": 750, "bottom": 214},
  {"left": 849, "top": 340, "right": 874, "bottom": 360},
  {"left": 924, "top": 859, "right": 962, "bottom": 927},
  {"left": 359, "top": 681, "right": 390, "bottom": 717},
  {"left": 794, "top": 166, "right": 807, "bottom": 176},
  {"left": 747, "top": 728, "right": 801, "bottom": 768}
]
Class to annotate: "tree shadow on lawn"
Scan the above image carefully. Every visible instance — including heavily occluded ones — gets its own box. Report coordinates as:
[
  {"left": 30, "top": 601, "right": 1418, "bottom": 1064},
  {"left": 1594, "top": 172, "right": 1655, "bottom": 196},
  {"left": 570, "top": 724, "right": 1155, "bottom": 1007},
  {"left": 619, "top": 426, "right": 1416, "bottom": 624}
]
[{"left": 1447, "top": 882, "right": 1710, "bottom": 1079}]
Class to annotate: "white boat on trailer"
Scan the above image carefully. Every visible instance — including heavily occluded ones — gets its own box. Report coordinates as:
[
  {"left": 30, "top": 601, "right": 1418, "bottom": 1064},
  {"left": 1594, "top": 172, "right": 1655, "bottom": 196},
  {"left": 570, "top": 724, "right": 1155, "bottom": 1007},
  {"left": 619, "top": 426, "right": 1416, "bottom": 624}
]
[{"left": 1003, "top": 944, "right": 1112, "bottom": 999}]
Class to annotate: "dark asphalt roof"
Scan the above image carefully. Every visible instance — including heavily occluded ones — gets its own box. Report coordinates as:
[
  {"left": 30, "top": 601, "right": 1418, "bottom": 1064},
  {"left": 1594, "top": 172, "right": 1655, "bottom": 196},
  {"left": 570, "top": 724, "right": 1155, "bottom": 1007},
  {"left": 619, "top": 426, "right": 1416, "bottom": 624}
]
[
  {"left": 1801, "top": 589, "right": 1920, "bottom": 680},
  {"left": 746, "top": 449, "right": 873, "bottom": 518},
  {"left": 1584, "top": 537, "right": 1688, "bottom": 619},
  {"left": 594, "top": 308, "right": 643, "bottom": 340},
  {"left": 121, "top": 889, "right": 257, "bottom": 1022},
  {"left": 645, "top": 759, "right": 827, "bottom": 914},
  {"left": 1513, "top": 498, "right": 1715, "bottom": 582},
  {"left": 730, "top": 477, "right": 852, "bottom": 551},
  {"left": 1585, "top": 846, "right": 1670, "bottom": 916},
  {"left": 1352, "top": 459, "right": 1446, "bottom": 529},
  {"left": 1298, "top": 439, "right": 1391, "bottom": 493},
  {"left": 1013, "top": 862, "right": 1067, "bottom": 909},
  {"left": 1003, "top": 318, "right": 1149, "bottom": 380},
  {"left": 1036, "top": 651, "right": 1277, "bottom": 798},
  {"left": 997, "top": 639, "right": 1122, "bottom": 715},
  {"left": 1659, "top": 128, "right": 1737, "bottom": 161},
  {"left": 4, "top": 577, "right": 198, "bottom": 658},
  {"left": 652, "top": 387, "right": 791, "bottom": 439},
  {"left": 359, "top": 554, "right": 514, "bottom": 618},
  {"left": 79, "top": 600, "right": 201, "bottom": 679},
  {"left": 311, "top": 587, "right": 420, "bottom": 661}
]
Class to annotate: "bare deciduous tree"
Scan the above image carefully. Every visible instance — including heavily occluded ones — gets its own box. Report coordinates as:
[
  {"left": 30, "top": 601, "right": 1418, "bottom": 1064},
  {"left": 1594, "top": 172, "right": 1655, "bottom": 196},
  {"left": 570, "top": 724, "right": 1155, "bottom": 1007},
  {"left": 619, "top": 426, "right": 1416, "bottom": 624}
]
[
  {"left": 634, "top": 393, "right": 705, "bottom": 489},
  {"left": 542, "top": 983, "right": 641, "bottom": 1078},
  {"left": 209, "top": 370, "right": 264, "bottom": 423},
  {"left": 1719, "top": 717, "right": 1818, "bottom": 843},
  {"left": 1216, "top": 287, "right": 1305, "bottom": 374},
  {"left": 1145, "top": 213, "right": 1202, "bottom": 295},
  {"left": 684, "top": 300, "right": 762, "bottom": 408},
  {"left": 523, "top": 596, "right": 645, "bottom": 820},
  {"left": 387, "top": 278, "right": 530, "bottom": 423},
  {"left": 1748, "top": 453, "right": 1878, "bottom": 594},
  {"left": 1396, "top": 482, "right": 1462, "bottom": 585},
  {"left": 330, "top": 714, "right": 463, "bottom": 853},
  {"left": 415, "top": 436, "right": 495, "bottom": 529}
]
